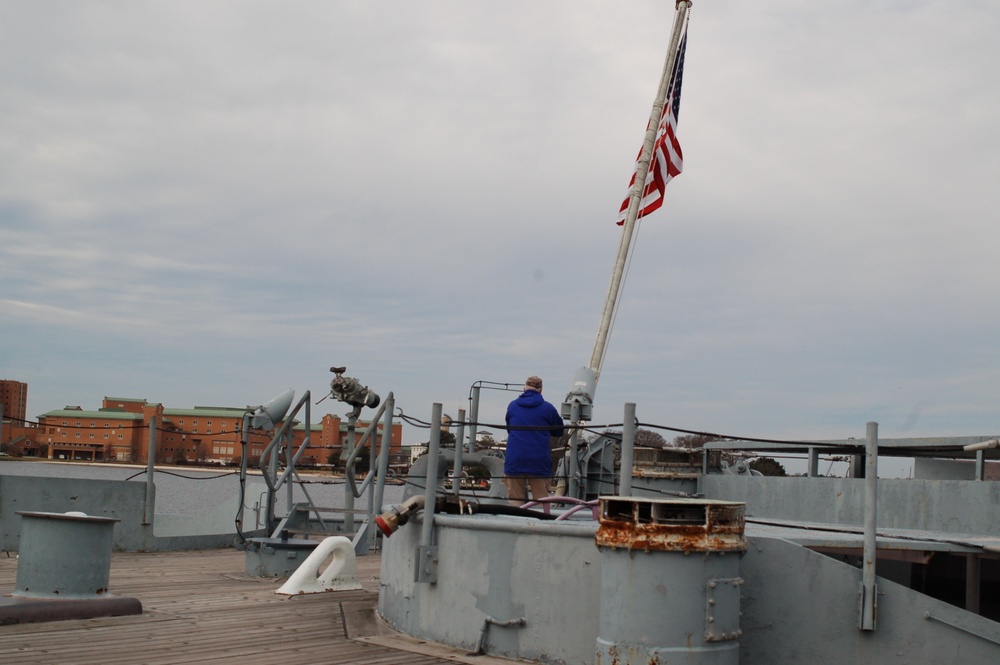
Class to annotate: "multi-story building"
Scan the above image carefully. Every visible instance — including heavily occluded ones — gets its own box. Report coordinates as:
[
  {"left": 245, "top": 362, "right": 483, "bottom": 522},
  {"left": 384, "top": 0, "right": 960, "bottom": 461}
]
[
  {"left": 0, "top": 379, "right": 30, "bottom": 449},
  {"left": 23, "top": 396, "right": 402, "bottom": 466},
  {"left": 0, "top": 379, "right": 28, "bottom": 423}
]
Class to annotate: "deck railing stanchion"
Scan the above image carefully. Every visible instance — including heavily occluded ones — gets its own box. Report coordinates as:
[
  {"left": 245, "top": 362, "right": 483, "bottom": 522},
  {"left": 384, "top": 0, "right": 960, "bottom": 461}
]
[
  {"left": 860, "top": 421, "right": 878, "bottom": 631},
  {"left": 620, "top": 403, "right": 636, "bottom": 497}
]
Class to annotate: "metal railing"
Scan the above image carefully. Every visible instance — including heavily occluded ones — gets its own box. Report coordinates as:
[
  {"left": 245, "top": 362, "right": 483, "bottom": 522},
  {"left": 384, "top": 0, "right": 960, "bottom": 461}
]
[{"left": 256, "top": 391, "right": 395, "bottom": 555}]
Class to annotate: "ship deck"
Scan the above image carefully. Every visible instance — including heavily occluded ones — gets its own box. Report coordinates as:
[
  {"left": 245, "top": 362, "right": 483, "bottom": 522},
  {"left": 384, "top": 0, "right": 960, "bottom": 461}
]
[{"left": 0, "top": 548, "right": 512, "bottom": 665}]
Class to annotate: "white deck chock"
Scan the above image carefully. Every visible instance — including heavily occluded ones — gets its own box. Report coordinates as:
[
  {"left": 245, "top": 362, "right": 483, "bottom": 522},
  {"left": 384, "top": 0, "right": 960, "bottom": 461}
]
[{"left": 275, "top": 536, "right": 363, "bottom": 595}]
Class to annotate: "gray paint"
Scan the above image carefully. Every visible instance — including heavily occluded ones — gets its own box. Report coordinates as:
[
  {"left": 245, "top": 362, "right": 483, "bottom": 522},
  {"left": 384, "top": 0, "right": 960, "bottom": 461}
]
[
  {"left": 14, "top": 511, "right": 116, "bottom": 598},
  {"left": 377, "top": 513, "right": 1000, "bottom": 664},
  {"left": 380, "top": 521, "right": 1000, "bottom": 664},
  {"left": 0, "top": 474, "right": 249, "bottom": 552},
  {"left": 378, "top": 513, "right": 601, "bottom": 665},
  {"left": 915, "top": 457, "right": 1000, "bottom": 480},
  {"left": 704, "top": 475, "right": 1000, "bottom": 534},
  {"left": 596, "top": 550, "right": 741, "bottom": 664},
  {"left": 740, "top": 538, "right": 1000, "bottom": 662}
]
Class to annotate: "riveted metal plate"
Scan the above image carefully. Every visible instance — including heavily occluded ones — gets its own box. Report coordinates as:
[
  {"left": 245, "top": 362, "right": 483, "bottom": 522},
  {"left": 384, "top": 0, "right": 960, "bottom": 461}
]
[{"left": 704, "top": 576, "right": 743, "bottom": 642}]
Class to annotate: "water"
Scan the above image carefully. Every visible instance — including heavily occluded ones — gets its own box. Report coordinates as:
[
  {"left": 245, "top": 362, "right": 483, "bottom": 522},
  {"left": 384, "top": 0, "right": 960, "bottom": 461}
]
[{"left": 0, "top": 460, "right": 406, "bottom": 517}]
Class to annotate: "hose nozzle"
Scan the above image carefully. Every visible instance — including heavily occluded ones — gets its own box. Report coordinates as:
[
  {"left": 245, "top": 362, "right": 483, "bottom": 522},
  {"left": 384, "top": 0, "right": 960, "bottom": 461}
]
[{"left": 375, "top": 495, "right": 425, "bottom": 537}]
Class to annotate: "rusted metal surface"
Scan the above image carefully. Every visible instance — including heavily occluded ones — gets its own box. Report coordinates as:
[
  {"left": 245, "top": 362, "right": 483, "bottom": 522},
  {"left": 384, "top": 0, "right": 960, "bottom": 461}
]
[
  {"left": 631, "top": 446, "right": 718, "bottom": 479},
  {"left": 596, "top": 497, "right": 747, "bottom": 552},
  {"left": 594, "top": 643, "right": 665, "bottom": 664},
  {"left": 0, "top": 595, "right": 142, "bottom": 625}
]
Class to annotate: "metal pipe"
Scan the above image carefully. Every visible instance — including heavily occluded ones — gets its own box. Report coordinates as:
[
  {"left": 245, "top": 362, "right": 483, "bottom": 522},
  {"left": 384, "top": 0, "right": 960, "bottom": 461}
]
[
  {"left": 373, "top": 394, "right": 394, "bottom": 517},
  {"left": 143, "top": 416, "right": 156, "bottom": 525},
  {"left": 265, "top": 394, "right": 321, "bottom": 490},
  {"left": 430, "top": 513, "right": 597, "bottom": 538},
  {"left": 568, "top": 402, "right": 581, "bottom": 499},
  {"left": 365, "top": 416, "right": 378, "bottom": 541},
  {"left": 698, "top": 447, "right": 707, "bottom": 497},
  {"left": 807, "top": 446, "right": 819, "bottom": 477},
  {"left": 467, "top": 385, "right": 481, "bottom": 454},
  {"left": 421, "top": 403, "right": 443, "bottom": 551},
  {"left": 452, "top": 408, "right": 465, "bottom": 497},
  {"left": 357, "top": 393, "right": 395, "bottom": 551},
  {"left": 344, "top": 398, "right": 390, "bottom": 495},
  {"left": 375, "top": 495, "right": 424, "bottom": 537},
  {"left": 263, "top": 392, "right": 318, "bottom": 488},
  {"left": 860, "top": 421, "right": 878, "bottom": 631},
  {"left": 924, "top": 610, "right": 1000, "bottom": 646},
  {"left": 474, "top": 615, "right": 527, "bottom": 655},
  {"left": 619, "top": 403, "right": 636, "bottom": 496},
  {"left": 453, "top": 407, "right": 466, "bottom": 454},
  {"left": 284, "top": 428, "right": 293, "bottom": 521},
  {"left": 236, "top": 412, "right": 252, "bottom": 534},
  {"left": 963, "top": 439, "right": 1000, "bottom": 451},
  {"left": 266, "top": 424, "right": 279, "bottom": 531},
  {"left": 344, "top": 415, "right": 357, "bottom": 533}
]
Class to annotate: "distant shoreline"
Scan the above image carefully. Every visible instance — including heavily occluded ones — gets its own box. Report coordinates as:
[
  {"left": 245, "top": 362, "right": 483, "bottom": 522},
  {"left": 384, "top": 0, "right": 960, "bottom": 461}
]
[{"left": 0, "top": 457, "right": 348, "bottom": 478}]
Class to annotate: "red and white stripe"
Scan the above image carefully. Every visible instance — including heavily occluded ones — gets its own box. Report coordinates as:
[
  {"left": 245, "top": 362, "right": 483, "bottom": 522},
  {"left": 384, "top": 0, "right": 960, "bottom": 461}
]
[{"left": 615, "top": 97, "right": 683, "bottom": 226}]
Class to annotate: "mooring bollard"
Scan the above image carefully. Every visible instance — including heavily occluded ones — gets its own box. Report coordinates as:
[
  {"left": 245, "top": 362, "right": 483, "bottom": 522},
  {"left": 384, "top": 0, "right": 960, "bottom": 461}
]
[
  {"left": 595, "top": 497, "right": 747, "bottom": 665},
  {"left": 13, "top": 511, "right": 118, "bottom": 599}
]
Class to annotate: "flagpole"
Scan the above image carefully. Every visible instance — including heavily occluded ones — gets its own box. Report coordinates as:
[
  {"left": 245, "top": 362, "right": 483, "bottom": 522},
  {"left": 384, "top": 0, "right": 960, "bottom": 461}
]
[{"left": 588, "top": 0, "right": 691, "bottom": 379}]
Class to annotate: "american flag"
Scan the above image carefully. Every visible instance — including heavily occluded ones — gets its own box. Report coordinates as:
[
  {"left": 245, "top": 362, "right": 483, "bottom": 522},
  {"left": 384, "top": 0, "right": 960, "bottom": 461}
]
[{"left": 616, "top": 32, "right": 687, "bottom": 226}]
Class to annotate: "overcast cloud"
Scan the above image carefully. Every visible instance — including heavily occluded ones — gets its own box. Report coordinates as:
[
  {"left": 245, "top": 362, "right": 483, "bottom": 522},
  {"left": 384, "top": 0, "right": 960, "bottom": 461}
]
[{"left": 2, "top": 1, "right": 998, "bottom": 455}]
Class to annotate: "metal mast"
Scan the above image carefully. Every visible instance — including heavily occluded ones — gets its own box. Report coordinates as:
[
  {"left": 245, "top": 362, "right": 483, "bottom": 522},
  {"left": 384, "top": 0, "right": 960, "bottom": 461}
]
[
  {"left": 561, "top": 1, "right": 692, "bottom": 498},
  {"left": 590, "top": 0, "right": 692, "bottom": 379}
]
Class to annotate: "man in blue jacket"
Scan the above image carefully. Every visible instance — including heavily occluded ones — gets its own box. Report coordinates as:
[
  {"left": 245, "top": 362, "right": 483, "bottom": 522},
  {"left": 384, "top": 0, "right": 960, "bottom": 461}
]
[{"left": 504, "top": 375, "right": 565, "bottom": 504}]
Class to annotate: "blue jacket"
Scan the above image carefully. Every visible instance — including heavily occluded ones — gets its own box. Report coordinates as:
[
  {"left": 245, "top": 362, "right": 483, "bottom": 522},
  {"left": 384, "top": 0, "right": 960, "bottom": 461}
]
[{"left": 504, "top": 390, "right": 565, "bottom": 476}]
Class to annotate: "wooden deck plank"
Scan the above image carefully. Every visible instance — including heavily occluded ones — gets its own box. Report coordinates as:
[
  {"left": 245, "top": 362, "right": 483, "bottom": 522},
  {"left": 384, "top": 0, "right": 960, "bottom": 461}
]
[{"left": 0, "top": 548, "right": 487, "bottom": 665}]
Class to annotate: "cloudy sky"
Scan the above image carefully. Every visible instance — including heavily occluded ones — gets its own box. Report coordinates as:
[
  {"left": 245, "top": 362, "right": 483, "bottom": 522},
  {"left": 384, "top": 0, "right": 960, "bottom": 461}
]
[{"left": 2, "top": 1, "right": 998, "bottom": 456}]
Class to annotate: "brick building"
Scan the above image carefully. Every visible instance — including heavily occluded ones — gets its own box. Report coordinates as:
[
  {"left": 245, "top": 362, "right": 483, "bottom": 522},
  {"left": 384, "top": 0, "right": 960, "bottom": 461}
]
[
  {"left": 0, "top": 379, "right": 30, "bottom": 450},
  {"left": 0, "top": 379, "right": 28, "bottom": 427},
  {"left": 17, "top": 396, "right": 401, "bottom": 466}
]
